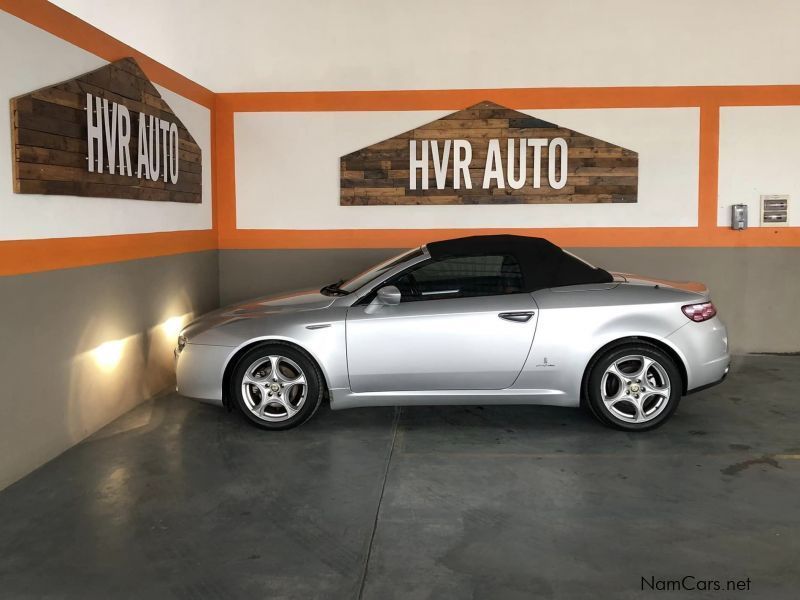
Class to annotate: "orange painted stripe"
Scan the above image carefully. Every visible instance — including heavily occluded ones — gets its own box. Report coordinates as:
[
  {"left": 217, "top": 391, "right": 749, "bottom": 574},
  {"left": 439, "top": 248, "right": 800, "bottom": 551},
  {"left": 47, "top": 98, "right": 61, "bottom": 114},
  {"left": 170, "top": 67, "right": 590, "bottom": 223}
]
[
  {"left": 220, "top": 227, "right": 800, "bottom": 250},
  {"left": 0, "top": 0, "right": 214, "bottom": 108},
  {"left": 218, "top": 85, "right": 800, "bottom": 112},
  {"left": 0, "top": 230, "right": 217, "bottom": 276},
  {"left": 698, "top": 104, "right": 720, "bottom": 230},
  {"left": 210, "top": 104, "right": 218, "bottom": 231},
  {"left": 214, "top": 104, "right": 237, "bottom": 245}
]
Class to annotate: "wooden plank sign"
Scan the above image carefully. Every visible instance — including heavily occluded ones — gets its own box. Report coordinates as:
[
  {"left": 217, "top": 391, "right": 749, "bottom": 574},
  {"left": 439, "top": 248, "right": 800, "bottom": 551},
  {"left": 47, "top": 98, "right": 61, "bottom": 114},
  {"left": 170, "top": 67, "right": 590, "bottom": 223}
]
[
  {"left": 340, "top": 101, "right": 637, "bottom": 205},
  {"left": 10, "top": 58, "right": 201, "bottom": 203}
]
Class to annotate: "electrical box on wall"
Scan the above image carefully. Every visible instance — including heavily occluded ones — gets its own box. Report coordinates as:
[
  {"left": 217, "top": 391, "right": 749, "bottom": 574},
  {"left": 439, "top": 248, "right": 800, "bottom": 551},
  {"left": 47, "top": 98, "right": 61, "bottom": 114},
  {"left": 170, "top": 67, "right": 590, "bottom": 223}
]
[
  {"left": 731, "top": 205, "right": 748, "bottom": 230},
  {"left": 760, "top": 195, "right": 789, "bottom": 227}
]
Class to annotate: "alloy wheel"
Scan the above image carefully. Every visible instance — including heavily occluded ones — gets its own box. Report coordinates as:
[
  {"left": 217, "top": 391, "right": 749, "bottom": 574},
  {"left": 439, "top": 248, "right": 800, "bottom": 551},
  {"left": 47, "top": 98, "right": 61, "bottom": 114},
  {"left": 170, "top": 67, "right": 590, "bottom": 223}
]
[
  {"left": 241, "top": 355, "right": 308, "bottom": 422},
  {"left": 600, "top": 354, "right": 671, "bottom": 424}
]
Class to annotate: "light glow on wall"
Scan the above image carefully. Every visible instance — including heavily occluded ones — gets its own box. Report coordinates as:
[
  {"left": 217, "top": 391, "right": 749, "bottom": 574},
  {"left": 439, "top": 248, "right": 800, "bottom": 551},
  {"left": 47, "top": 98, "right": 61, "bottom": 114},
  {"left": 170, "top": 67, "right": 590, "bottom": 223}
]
[
  {"left": 161, "top": 315, "right": 187, "bottom": 339},
  {"left": 92, "top": 339, "right": 125, "bottom": 371}
]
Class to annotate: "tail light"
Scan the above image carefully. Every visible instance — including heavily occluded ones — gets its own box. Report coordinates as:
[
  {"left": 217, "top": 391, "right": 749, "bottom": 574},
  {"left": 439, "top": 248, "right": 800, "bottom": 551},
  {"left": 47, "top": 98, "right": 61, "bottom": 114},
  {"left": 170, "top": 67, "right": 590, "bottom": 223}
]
[{"left": 682, "top": 301, "right": 717, "bottom": 322}]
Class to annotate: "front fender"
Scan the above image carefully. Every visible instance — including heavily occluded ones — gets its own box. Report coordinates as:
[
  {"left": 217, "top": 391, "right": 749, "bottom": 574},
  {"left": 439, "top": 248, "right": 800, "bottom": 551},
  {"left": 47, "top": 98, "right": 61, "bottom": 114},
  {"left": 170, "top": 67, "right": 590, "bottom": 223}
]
[{"left": 182, "top": 308, "right": 350, "bottom": 398}]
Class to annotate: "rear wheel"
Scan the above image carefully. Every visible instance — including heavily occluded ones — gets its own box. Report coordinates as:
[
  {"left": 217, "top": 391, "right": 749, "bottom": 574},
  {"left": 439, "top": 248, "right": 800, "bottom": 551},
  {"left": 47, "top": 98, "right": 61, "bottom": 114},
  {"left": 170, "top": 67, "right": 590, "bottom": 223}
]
[
  {"left": 586, "top": 343, "right": 681, "bottom": 431},
  {"left": 230, "top": 344, "right": 324, "bottom": 430}
]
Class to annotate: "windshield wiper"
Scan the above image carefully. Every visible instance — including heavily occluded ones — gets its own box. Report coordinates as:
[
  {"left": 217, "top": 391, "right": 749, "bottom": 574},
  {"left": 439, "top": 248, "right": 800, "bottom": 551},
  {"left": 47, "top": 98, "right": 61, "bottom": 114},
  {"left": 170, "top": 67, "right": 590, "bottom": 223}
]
[{"left": 320, "top": 279, "right": 349, "bottom": 296}]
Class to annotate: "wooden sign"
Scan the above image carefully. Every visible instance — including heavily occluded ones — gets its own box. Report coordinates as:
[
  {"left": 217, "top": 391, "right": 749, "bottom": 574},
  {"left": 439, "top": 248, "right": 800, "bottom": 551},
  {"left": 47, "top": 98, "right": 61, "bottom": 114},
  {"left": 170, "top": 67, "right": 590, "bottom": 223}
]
[
  {"left": 10, "top": 58, "right": 201, "bottom": 203},
  {"left": 340, "top": 101, "right": 637, "bottom": 205}
]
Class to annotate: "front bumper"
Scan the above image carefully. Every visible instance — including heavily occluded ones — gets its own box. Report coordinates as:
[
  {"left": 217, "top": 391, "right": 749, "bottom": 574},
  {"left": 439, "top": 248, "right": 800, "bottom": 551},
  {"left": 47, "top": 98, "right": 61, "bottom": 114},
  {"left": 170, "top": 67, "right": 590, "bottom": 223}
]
[
  {"left": 175, "top": 343, "right": 234, "bottom": 405},
  {"left": 667, "top": 316, "right": 731, "bottom": 392}
]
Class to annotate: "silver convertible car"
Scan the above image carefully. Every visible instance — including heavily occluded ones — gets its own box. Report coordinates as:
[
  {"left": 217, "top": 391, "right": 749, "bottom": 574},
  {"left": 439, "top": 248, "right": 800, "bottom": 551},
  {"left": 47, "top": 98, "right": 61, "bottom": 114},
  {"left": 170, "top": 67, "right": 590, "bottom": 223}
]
[{"left": 176, "top": 235, "right": 730, "bottom": 432}]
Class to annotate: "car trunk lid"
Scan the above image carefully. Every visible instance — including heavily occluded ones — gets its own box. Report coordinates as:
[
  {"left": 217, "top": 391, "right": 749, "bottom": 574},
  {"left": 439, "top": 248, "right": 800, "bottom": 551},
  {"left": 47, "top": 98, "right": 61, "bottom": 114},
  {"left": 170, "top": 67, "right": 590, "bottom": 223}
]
[{"left": 612, "top": 272, "right": 709, "bottom": 297}]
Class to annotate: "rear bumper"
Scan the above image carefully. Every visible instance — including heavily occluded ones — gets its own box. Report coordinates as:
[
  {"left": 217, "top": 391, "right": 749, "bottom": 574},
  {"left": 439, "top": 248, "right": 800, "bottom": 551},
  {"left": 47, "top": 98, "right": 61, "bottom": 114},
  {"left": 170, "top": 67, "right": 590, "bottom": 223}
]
[
  {"left": 667, "top": 316, "right": 731, "bottom": 392},
  {"left": 687, "top": 364, "right": 730, "bottom": 395}
]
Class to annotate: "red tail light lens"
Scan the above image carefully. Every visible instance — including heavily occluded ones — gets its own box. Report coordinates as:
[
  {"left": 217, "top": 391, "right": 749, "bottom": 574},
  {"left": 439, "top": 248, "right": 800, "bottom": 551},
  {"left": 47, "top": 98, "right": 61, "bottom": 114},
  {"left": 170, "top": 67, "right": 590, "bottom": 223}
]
[{"left": 682, "top": 301, "right": 717, "bottom": 322}]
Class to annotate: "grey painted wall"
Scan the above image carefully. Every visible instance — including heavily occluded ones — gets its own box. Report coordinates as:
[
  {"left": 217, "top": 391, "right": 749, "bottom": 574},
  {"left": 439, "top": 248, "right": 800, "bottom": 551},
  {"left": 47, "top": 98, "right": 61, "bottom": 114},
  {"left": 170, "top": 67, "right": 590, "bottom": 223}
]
[
  {"left": 0, "top": 251, "right": 219, "bottom": 490},
  {"left": 219, "top": 248, "right": 402, "bottom": 305},
  {"left": 218, "top": 247, "right": 800, "bottom": 354},
  {"left": 574, "top": 247, "right": 799, "bottom": 354}
]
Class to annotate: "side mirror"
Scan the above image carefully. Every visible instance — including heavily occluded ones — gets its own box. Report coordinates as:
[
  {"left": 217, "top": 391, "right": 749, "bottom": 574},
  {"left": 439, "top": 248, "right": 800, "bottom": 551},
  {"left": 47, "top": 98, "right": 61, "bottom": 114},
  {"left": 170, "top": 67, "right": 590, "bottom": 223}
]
[{"left": 376, "top": 285, "right": 401, "bottom": 306}]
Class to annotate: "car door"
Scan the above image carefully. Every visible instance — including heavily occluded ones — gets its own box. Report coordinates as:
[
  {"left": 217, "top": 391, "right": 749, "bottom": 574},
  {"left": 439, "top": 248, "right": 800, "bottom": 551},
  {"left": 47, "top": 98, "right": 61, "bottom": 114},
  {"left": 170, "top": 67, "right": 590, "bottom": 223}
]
[{"left": 346, "top": 253, "right": 538, "bottom": 392}]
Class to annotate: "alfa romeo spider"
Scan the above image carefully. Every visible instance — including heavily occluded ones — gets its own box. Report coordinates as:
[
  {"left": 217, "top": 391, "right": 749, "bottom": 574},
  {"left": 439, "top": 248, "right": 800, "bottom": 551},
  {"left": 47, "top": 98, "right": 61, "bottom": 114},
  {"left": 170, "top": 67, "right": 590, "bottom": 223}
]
[{"left": 175, "top": 235, "right": 729, "bottom": 431}]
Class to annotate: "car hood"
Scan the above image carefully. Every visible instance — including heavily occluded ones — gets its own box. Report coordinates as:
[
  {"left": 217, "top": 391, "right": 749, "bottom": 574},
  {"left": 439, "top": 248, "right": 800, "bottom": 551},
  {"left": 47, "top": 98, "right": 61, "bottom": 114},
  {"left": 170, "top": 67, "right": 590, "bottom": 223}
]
[
  {"left": 221, "top": 290, "right": 336, "bottom": 316},
  {"left": 181, "top": 290, "right": 336, "bottom": 341}
]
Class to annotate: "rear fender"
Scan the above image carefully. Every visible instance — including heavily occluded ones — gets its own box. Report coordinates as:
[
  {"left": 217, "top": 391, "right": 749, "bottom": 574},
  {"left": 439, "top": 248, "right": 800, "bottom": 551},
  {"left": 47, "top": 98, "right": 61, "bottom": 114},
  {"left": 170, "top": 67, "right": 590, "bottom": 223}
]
[{"left": 514, "top": 300, "right": 689, "bottom": 405}]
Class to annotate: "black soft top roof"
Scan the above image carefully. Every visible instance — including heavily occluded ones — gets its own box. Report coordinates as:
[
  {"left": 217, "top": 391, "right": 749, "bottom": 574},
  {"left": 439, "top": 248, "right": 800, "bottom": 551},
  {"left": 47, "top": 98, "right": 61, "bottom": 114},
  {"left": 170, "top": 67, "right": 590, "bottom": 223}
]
[{"left": 425, "top": 235, "right": 612, "bottom": 292}]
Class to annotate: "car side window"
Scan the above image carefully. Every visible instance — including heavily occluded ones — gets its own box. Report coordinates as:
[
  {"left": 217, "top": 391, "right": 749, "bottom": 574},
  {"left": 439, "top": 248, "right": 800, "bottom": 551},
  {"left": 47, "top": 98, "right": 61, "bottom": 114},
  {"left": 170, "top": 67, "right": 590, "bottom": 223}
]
[{"left": 392, "top": 254, "right": 524, "bottom": 301}]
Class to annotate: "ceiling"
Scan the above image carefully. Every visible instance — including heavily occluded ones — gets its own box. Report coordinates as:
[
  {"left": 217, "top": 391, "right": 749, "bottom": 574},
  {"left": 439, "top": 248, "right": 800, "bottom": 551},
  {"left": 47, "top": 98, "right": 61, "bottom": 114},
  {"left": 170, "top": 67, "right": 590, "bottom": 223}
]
[{"left": 50, "top": 0, "right": 800, "bottom": 93}]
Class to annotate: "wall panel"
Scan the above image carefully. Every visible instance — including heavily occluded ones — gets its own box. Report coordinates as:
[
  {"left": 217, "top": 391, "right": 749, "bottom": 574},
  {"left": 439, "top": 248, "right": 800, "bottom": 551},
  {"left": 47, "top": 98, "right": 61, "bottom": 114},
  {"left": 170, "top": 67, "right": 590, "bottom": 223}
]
[
  {"left": 0, "top": 4, "right": 218, "bottom": 489},
  {"left": 0, "top": 251, "right": 219, "bottom": 489},
  {"left": 0, "top": 11, "right": 212, "bottom": 241},
  {"left": 49, "top": 0, "right": 800, "bottom": 93},
  {"left": 718, "top": 106, "right": 800, "bottom": 227},
  {"left": 234, "top": 108, "right": 699, "bottom": 230}
]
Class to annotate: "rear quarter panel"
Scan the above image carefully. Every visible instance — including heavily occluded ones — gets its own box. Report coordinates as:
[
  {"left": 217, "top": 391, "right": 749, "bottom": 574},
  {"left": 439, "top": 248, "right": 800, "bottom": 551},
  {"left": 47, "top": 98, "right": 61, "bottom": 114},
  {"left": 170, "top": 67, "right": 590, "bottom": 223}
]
[{"left": 515, "top": 283, "right": 703, "bottom": 405}]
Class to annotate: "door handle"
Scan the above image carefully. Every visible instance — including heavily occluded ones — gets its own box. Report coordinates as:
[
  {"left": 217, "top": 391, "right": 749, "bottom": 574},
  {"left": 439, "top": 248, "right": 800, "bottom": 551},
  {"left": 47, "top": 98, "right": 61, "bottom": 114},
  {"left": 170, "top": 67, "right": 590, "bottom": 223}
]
[{"left": 498, "top": 311, "right": 535, "bottom": 323}]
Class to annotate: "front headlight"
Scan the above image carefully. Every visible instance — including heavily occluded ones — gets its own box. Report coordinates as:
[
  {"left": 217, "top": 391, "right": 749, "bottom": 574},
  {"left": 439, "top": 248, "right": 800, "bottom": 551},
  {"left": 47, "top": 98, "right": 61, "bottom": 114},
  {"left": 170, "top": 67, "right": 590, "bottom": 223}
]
[{"left": 176, "top": 334, "right": 187, "bottom": 353}]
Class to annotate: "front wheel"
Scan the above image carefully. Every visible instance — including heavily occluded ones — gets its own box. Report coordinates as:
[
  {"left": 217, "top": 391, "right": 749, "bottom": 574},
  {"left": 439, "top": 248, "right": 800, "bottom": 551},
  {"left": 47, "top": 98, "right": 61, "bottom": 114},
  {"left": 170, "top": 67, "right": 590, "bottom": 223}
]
[
  {"left": 230, "top": 344, "right": 324, "bottom": 430},
  {"left": 586, "top": 343, "right": 682, "bottom": 431}
]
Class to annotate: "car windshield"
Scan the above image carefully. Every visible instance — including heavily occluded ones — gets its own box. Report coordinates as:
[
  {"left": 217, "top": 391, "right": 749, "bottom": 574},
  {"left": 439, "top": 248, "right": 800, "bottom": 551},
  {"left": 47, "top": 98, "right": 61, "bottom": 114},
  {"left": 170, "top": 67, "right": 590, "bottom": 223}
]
[{"left": 320, "top": 247, "right": 423, "bottom": 295}]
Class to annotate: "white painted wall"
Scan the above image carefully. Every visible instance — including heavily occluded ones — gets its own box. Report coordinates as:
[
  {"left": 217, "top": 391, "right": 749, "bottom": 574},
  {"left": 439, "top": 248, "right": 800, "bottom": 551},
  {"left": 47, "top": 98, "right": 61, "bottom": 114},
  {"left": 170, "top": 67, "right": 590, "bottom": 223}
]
[
  {"left": 0, "top": 11, "right": 212, "bottom": 241},
  {"left": 234, "top": 108, "right": 699, "bottom": 229},
  {"left": 718, "top": 106, "right": 800, "bottom": 227},
  {"left": 52, "top": 0, "right": 800, "bottom": 93}
]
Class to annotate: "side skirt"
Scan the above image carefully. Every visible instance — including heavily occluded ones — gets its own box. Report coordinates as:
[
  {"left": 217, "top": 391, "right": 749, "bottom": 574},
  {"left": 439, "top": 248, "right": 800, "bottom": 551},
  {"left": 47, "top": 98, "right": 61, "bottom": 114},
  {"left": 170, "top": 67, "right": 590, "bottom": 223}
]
[{"left": 328, "top": 388, "right": 576, "bottom": 410}]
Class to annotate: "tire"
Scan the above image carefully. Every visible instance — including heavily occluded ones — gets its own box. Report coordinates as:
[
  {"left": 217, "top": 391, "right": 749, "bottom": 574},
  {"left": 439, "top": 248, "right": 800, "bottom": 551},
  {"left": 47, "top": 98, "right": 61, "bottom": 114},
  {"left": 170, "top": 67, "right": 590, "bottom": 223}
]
[
  {"left": 586, "top": 343, "right": 682, "bottom": 432},
  {"left": 230, "top": 343, "right": 324, "bottom": 430}
]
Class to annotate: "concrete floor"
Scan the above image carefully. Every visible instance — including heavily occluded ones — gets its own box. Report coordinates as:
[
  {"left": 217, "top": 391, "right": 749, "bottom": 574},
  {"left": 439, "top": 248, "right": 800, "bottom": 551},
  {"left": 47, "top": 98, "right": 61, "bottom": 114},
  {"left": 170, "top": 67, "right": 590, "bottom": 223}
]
[{"left": 0, "top": 355, "right": 798, "bottom": 599}]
